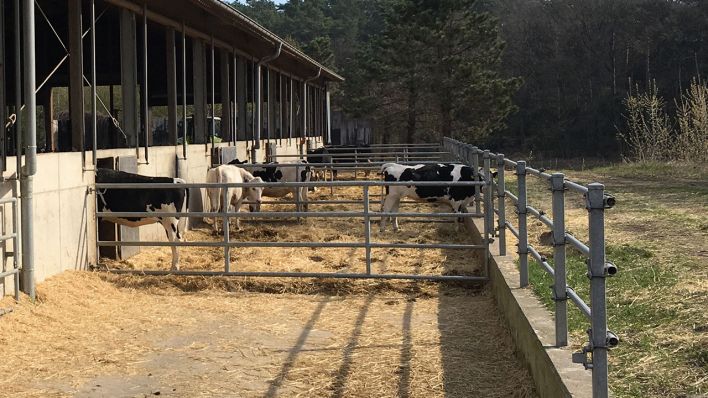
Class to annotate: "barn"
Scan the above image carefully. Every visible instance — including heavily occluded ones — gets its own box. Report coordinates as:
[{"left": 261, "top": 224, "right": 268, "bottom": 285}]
[{"left": 0, "top": 0, "right": 341, "bottom": 298}]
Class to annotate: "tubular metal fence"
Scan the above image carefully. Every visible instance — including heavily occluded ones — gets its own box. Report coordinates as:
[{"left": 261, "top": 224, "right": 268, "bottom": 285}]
[
  {"left": 95, "top": 159, "right": 492, "bottom": 282},
  {"left": 443, "top": 137, "right": 616, "bottom": 398}
]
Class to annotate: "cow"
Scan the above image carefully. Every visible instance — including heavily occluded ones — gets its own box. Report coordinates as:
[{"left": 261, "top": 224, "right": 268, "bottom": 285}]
[
  {"left": 379, "top": 163, "right": 493, "bottom": 232},
  {"left": 228, "top": 159, "right": 311, "bottom": 211},
  {"left": 206, "top": 165, "right": 264, "bottom": 233},
  {"left": 308, "top": 145, "right": 373, "bottom": 180},
  {"left": 306, "top": 147, "right": 331, "bottom": 182},
  {"left": 95, "top": 168, "right": 188, "bottom": 270}
]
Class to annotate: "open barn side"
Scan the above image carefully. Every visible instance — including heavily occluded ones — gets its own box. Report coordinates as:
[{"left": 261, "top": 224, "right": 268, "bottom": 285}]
[{"left": 0, "top": 137, "right": 315, "bottom": 295}]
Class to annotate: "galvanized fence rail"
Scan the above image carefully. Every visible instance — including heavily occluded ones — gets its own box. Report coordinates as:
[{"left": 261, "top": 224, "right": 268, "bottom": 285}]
[
  {"left": 95, "top": 179, "right": 491, "bottom": 282},
  {"left": 0, "top": 197, "right": 20, "bottom": 301},
  {"left": 443, "top": 137, "right": 617, "bottom": 398}
]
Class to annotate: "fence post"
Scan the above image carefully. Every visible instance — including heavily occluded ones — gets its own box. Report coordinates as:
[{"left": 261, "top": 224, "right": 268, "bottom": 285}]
[
  {"left": 472, "top": 146, "right": 481, "bottom": 213},
  {"left": 496, "top": 154, "right": 506, "bottom": 256},
  {"left": 363, "top": 185, "right": 372, "bottom": 274},
  {"left": 587, "top": 183, "right": 609, "bottom": 398},
  {"left": 516, "top": 161, "right": 529, "bottom": 287},
  {"left": 483, "top": 151, "right": 492, "bottom": 269},
  {"left": 222, "top": 186, "right": 231, "bottom": 272},
  {"left": 551, "top": 173, "right": 568, "bottom": 347}
]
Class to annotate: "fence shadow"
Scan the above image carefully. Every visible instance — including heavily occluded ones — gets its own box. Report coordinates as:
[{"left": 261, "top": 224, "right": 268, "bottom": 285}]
[{"left": 435, "top": 221, "right": 537, "bottom": 397}]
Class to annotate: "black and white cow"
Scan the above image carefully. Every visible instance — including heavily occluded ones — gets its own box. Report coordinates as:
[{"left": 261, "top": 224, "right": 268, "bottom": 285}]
[
  {"left": 206, "top": 165, "right": 264, "bottom": 232},
  {"left": 228, "top": 159, "right": 311, "bottom": 211},
  {"left": 307, "top": 145, "right": 373, "bottom": 180},
  {"left": 95, "top": 168, "right": 189, "bottom": 270},
  {"left": 379, "top": 163, "right": 491, "bottom": 232}
]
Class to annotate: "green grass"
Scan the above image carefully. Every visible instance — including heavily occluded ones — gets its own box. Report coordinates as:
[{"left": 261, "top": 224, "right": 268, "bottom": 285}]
[{"left": 507, "top": 161, "right": 708, "bottom": 398}]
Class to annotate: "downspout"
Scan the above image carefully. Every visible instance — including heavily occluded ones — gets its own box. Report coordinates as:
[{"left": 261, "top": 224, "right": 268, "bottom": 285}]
[
  {"left": 303, "top": 67, "right": 321, "bottom": 139},
  {"left": 21, "top": 0, "right": 36, "bottom": 300},
  {"left": 254, "top": 42, "right": 281, "bottom": 150}
]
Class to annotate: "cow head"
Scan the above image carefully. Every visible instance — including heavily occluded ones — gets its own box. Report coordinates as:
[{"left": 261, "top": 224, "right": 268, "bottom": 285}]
[{"left": 245, "top": 176, "right": 264, "bottom": 212}]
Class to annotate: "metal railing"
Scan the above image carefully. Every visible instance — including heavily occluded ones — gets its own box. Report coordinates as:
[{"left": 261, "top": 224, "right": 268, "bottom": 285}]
[
  {"left": 0, "top": 197, "right": 20, "bottom": 301},
  {"left": 95, "top": 179, "right": 491, "bottom": 282},
  {"left": 443, "top": 137, "right": 616, "bottom": 398}
]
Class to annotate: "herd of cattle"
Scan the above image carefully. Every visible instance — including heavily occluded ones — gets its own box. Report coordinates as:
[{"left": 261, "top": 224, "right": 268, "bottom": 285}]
[{"left": 95, "top": 147, "right": 492, "bottom": 270}]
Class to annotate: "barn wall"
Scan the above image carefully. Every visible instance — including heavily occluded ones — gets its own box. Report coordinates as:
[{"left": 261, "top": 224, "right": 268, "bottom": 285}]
[{"left": 0, "top": 137, "right": 314, "bottom": 296}]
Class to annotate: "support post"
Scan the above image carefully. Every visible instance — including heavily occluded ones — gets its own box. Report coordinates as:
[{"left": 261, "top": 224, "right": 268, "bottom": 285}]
[
  {"left": 364, "top": 185, "right": 371, "bottom": 274},
  {"left": 20, "top": 0, "right": 36, "bottom": 300},
  {"left": 141, "top": 2, "right": 149, "bottom": 163},
  {"left": 516, "top": 161, "right": 529, "bottom": 287},
  {"left": 192, "top": 40, "right": 206, "bottom": 145},
  {"left": 472, "top": 146, "right": 481, "bottom": 213},
  {"left": 551, "top": 173, "right": 568, "bottom": 347},
  {"left": 587, "top": 183, "right": 609, "bottom": 398},
  {"left": 254, "top": 63, "right": 261, "bottom": 149},
  {"left": 236, "top": 56, "right": 246, "bottom": 142},
  {"left": 302, "top": 83, "right": 307, "bottom": 137},
  {"left": 288, "top": 77, "right": 293, "bottom": 140},
  {"left": 496, "top": 154, "right": 506, "bottom": 256},
  {"left": 222, "top": 186, "right": 230, "bottom": 272},
  {"left": 483, "top": 150, "right": 492, "bottom": 271},
  {"left": 325, "top": 87, "right": 331, "bottom": 145},
  {"left": 219, "top": 48, "right": 231, "bottom": 144},
  {"left": 268, "top": 68, "right": 276, "bottom": 142},
  {"left": 166, "top": 28, "right": 177, "bottom": 146},
  {"left": 90, "top": 0, "right": 97, "bottom": 164},
  {"left": 180, "top": 22, "right": 187, "bottom": 158},
  {"left": 0, "top": 2, "right": 5, "bottom": 170},
  {"left": 14, "top": 0, "right": 22, "bottom": 175},
  {"left": 68, "top": 0, "right": 85, "bottom": 153},
  {"left": 209, "top": 37, "right": 215, "bottom": 151}
]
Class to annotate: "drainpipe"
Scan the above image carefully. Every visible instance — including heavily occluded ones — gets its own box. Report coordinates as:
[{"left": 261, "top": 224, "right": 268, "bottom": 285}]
[
  {"left": 254, "top": 42, "right": 281, "bottom": 150},
  {"left": 21, "top": 0, "right": 36, "bottom": 300}
]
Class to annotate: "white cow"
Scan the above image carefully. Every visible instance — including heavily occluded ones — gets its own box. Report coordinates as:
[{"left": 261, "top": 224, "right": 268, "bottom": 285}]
[{"left": 206, "top": 165, "right": 264, "bottom": 232}]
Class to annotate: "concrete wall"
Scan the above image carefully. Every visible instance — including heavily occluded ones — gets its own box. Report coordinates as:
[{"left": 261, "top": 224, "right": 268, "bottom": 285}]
[
  {"left": 0, "top": 137, "right": 316, "bottom": 296},
  {"left": 465, "top": 217, "right": 593, "bottom": 398}
]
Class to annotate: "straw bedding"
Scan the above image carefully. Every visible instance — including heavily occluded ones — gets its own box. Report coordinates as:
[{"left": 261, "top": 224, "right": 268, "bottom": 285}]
[{"left": 0, "top": 179, "right": 536, "bottom": 397}]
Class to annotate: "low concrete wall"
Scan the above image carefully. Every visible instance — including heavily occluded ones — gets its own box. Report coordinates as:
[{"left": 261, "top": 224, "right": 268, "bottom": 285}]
[
  {"left": 0, "top": 137, "right": 314, "bottom": 296},
  {"left": 468, "top": 218, "right": 592, "bottom": 397}
]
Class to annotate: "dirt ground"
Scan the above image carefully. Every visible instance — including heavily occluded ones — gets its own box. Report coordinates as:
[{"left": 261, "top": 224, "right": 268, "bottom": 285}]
[
  {"left": 0, "top": 177, "right": 536, "bottom": 397},
  {"left": 0, "top": 272, "right": 536, "bottom": 398}
]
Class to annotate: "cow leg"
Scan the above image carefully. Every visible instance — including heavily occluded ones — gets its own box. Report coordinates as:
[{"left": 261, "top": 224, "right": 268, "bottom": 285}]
[
  {"left": 161, "top": 218, "right": 180, "bottom": 271},
  {"left": 233, "top": 196, "right": 244, "bottom": 230},
  {"left": 301, "top": 186, "right": 309, "bottom": 212},
  {"left": 380, "top": 194, "right": 400, "bottom": 232}
]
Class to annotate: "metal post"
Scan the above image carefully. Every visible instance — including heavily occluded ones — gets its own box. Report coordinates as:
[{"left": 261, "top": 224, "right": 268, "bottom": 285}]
[
  {"left": 496, "top": 154, "right": 506, "bottom": 256},
  {"left": 181, "top": 22, "right": 187, "bottom": 159},
  {"left": 254, "top": 63, "right": 261, "bottom": 149},
  {"left": 12, "top": 200, "right": 19, "bottom": 301},
  {"left": 142, "top": 2, "right": 149, "bottom": 163},
  {"left": 517, "top": 161, "right": 529, "bottom": 287},
  {"left": 364, "top": 185, "right": 371, "bottom": 274},
  {"left": 14, "top": 0, "right": 22, "bottom": 179},
  {"left": 551, "top": 173, "right": 568, "bottom": 347},
  {"left": 587, "top": 183, "right": 609, "bottom": 398},
  {"left": 483, "top": 151, "right": 492, "bottom": 270},
  {"left": 210, "top": 37, "right": 215, "bottom": 151},
  {"left": 472, "top": 146, "right": 481, "bottom": 213},
  {"left": 90, "top": 0, "right": 97, "bottom": 165},
  {"left": 20, "top": 0, "right": 36, "bottom": 300},
  {"left": 222, "top": 186, "right": 230, "bottom": 272}
]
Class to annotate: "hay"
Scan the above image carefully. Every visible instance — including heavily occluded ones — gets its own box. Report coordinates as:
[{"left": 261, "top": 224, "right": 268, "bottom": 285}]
[
  {"left": 101, "top": 181, "right": 481, "bottom": 281},
  {"left": 0, "top": 271, "right": 537, "bottom": 398}
]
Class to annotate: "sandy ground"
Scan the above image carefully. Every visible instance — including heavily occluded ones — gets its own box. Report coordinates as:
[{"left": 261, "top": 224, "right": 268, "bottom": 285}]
[{"left": 0, "top": 272, "right": 536, "bottom": 398}]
